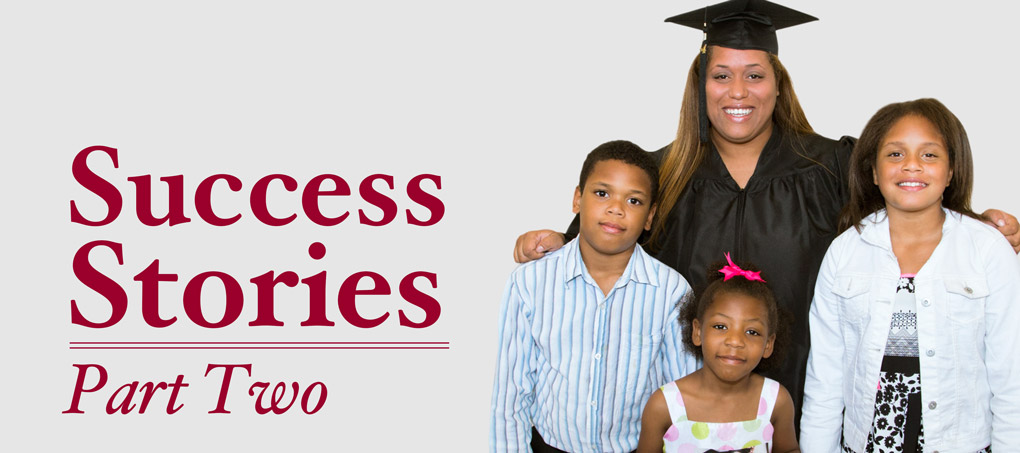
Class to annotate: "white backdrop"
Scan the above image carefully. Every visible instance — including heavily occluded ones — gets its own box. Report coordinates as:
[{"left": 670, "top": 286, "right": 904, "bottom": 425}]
[{"left": 2, "top": 1, "right": 1016, "bottom": 451}]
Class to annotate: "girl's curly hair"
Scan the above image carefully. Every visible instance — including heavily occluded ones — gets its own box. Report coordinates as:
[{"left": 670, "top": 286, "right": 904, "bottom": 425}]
[{"left": 679, "top": 259, "right": 791, "bottom": 373}]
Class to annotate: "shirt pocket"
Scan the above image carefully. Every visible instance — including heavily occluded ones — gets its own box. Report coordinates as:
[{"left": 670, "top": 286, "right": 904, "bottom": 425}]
[
  {"left": 618, "top": 333, "right": 660, "bottom": 399},
  {"left": 833, "top": 275, "right": 871, "bottom": 324}
]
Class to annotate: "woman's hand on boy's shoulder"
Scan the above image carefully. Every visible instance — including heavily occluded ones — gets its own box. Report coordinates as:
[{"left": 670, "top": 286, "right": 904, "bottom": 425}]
[
  {"left": 982, "top": 209, "right": 1020, "bottom": 253},
  {"left": 514, "top": 229, "right": 566, "bottom": 263}
]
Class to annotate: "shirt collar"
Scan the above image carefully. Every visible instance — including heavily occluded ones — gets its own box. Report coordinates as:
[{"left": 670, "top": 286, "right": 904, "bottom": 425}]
[{"left": 563, "top": 238, "right": 660, "bottom": 289}]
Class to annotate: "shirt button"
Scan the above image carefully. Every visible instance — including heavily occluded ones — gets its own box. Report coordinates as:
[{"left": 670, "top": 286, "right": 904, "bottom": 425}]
[
  {"left": 929, "top": 401, "right": 937, "bottom": 410},
  {"left": 926, "top": 349, "right": 935, "bottom": 357},
  {"left": 922, "top": 299, "right": 931, "bottom": 307},
  {"left": 594, "top": 353, "right": 602, "bottom": 360},
  {"left": 965, "top": 286, "right": 973, "bottom": 294},
  {"left": 590, "top": 401, "right": 596, "bottom": 407}
]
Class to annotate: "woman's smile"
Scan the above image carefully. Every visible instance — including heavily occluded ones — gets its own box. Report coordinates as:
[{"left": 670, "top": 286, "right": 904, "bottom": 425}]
[{"left": 705, "top": 47, "right": 777, "bottom": 147}]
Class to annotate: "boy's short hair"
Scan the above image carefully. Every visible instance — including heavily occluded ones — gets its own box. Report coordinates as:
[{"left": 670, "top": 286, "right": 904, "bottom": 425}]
[{"left": 578, "top": 140, "right": 659, "bottom": 205}]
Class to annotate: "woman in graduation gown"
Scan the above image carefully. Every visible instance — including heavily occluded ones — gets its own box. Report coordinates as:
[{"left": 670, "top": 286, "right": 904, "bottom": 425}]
[{"left": 512, "top": 0, "right": 1020, "bottom": 427}]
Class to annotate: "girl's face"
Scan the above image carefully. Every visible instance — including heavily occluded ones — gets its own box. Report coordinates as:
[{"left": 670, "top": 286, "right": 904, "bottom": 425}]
[
  {"left": 692, "top": 291, "right": 775, "bottom": 384},
  {"left": 705, "top": 46, "right": 778, "bottom": 148},
  {"left": 873, "top": 115, "right": 953, "bottom": 218}
]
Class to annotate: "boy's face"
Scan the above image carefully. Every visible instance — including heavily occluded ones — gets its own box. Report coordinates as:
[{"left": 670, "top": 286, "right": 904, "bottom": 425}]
[{"left": 572, "top": 159, "right": 656, "bottom": 260}]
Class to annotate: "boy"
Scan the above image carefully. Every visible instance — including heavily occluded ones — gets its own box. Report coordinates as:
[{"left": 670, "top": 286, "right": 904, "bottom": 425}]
[{"left": 490, "top": 141, "right": 696, "bottom": 452}]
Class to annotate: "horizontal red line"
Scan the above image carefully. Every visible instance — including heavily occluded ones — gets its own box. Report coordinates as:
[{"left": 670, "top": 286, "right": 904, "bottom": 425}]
[
  {"left": 70, "top": 341, "right": 449, "bottom": 345},
  {"left": 70, "top": 346, "right": 449, "bottom": 350}
]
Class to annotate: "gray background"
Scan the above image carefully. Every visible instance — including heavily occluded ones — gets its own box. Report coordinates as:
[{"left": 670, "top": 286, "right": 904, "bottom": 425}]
[{"left": 2, "top": 1, "right": 1017, "bottom": 450}]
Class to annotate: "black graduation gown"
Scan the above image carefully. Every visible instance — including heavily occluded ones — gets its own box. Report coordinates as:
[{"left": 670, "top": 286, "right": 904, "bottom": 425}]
[{"left": 567, "top": 128, "right": 855, "bottom": 419}]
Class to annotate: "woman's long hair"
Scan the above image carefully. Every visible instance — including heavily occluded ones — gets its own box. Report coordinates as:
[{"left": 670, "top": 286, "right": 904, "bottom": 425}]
[{"left": 650, "top": 49, "right": 815, "bottom": 245}]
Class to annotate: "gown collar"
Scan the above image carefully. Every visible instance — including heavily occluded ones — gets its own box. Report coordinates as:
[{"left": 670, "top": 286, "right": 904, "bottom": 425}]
[{"left": 703, "top": 124, "right": 785, "bottom": 185}]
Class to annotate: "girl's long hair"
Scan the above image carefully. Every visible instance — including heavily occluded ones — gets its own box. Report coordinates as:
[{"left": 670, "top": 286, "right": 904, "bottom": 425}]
[
  {"left": 651, "top": 49, "right": 815, "bottom": 245},
  {"left": 838, "top": 98, "right": 978, "bottom": 232}
]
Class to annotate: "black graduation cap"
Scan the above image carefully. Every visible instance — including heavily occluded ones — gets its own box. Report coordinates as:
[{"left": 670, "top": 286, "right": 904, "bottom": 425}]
[
  {"left": 666, "top": 0, "right": 817, "bottom": 55},
  {"left": 665, "top": 0, "right": 818, "bottom": 142}
]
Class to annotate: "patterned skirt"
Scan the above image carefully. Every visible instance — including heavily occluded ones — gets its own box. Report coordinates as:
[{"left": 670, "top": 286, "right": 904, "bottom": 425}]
[{"left": 841, "top": 365, "right": 990, "bottom": 453}]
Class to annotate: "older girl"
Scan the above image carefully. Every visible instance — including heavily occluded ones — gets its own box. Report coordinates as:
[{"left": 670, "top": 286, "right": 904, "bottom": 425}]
[{"left": 800, "top": 98, "right": 1020, "bottom": 452}]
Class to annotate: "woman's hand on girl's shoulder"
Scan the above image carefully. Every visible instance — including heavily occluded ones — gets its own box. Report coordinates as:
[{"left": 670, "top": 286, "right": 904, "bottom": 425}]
[
  {"left": 636, "top": 387, "right": 671, "bottom": 453},
  {"left": 770, "top": 384, "right": 801, "bottom": 453},
  {"left": 982, "top": 208, "right": 1020, "bottom": 253}
]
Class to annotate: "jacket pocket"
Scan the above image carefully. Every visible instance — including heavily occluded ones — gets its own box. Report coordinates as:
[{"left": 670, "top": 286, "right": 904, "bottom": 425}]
[
  {"left": 833, "top": 275, "right": 870, "bottom": 323},
  {"left": 942, "top": 276, "right": 988, "bottom": 384},
  {"left": 943, "top": 277, "right": 988, "bottom": 324}
]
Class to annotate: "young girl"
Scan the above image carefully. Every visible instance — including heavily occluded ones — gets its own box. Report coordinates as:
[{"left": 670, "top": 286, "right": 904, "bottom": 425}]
[
  {"left": 800, "top": 98, "right": 1020, "bottom": 452},
  {"left": 637, "top": 254, "right": 799, "bottom": 453}
]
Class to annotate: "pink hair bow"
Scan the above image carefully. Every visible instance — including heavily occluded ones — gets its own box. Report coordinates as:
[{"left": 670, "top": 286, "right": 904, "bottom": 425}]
[{"left": 719, "top": 252, "right": 766, "bottom": 283}]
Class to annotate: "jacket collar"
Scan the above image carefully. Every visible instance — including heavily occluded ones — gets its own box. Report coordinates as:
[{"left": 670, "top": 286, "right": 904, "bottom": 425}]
[{"left": 858, "top": 207, "right": 961, "bottom": 250}]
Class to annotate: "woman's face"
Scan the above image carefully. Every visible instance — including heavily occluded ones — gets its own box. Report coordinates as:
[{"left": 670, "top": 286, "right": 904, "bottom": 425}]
[{"left": 705, "top": 47, "right": 778, "bottom": 147}]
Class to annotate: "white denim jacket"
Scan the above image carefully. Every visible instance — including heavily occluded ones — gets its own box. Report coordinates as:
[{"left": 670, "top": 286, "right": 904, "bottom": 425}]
[{"left": 800, "top": 209, "right": 1020, "bottom": 453}]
